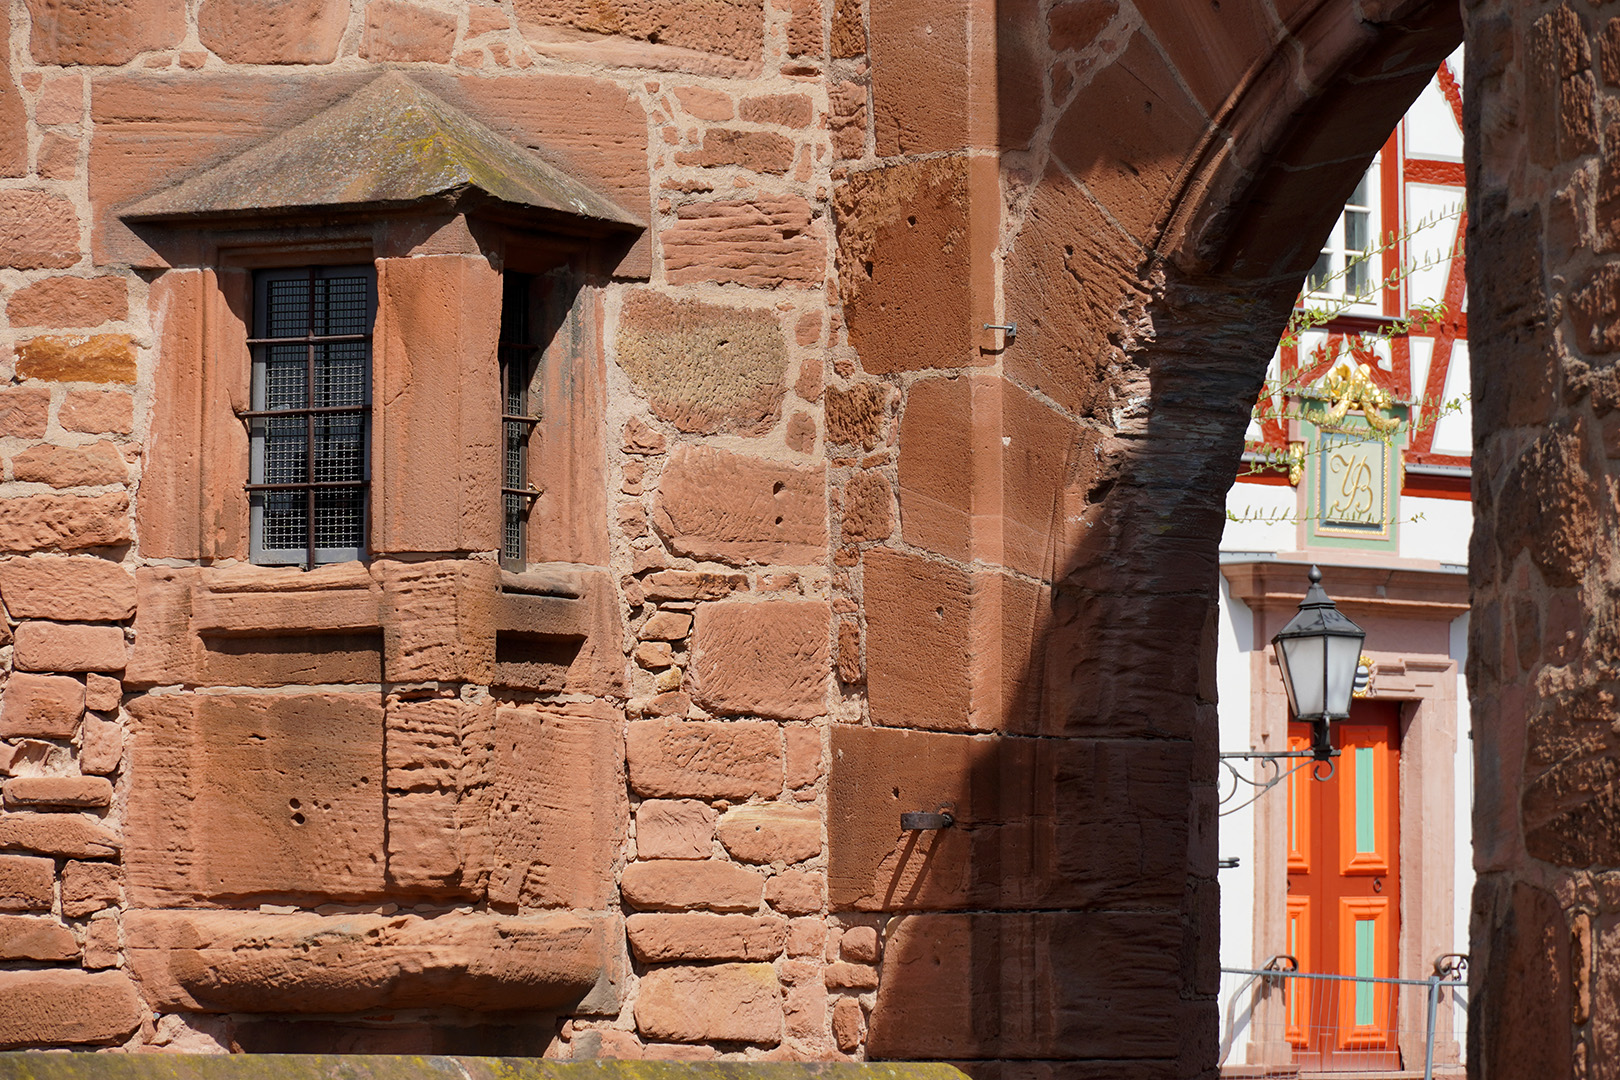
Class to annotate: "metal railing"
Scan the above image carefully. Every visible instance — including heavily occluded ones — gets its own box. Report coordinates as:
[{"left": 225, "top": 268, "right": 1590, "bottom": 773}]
[{"left": 1219, "top": 955, "right": 1467, "bottom": 1078}]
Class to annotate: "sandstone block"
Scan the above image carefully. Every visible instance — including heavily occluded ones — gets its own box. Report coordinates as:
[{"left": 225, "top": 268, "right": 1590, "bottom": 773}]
[
  {"left": 785, "top": 0, "right": 820, "bottom": 55},
  {"left": 691, "top": 600, "right": 829, "bottom": 719},
  {"left": 824, "top": 960, "right": 878, "bottom": 989},
  {"left": 834, "top": 157, "right": 997, "bottom": 374},
  {"left": 842, "top": 469, "right": 894, "bottom": 542},
  {"left": 0, "top": 812, "right": 119, "bottom": 859},
  {"left": 372, "top": 257, "right": 502, "bottom": 558},
  {"left": 861, "top": 547, "right": 973, "bottom": 730},
  {"left": 59, "top": 391, "right": 133, "bottom": 435},
  {"left": 82, "top": 915, "right": 118, "bottom": 968},
  {"left": 637, "top": 798, "right": 716, "bottom": 860},
  {"left": 673, "top": 86, "right": 733, "bottom": 121},
  {"left": 8, "top": 276, "right": 126, "bottom": 327},
  {"left": 616, "top": 291, "right": 786, "bottom": 436},
  {"left": 641, "top": 569, "right": 749, "bottom": 601},
  {"left": 199, "top": 0, "right": 349, "bottom": 63},
  {"left": 634, "top": 963, "right": 784, "bottom": 1045},
  {"left": 835, "top": 619, "right": 862, "bottom": 684},
  {"left": 764, "top": 868, "right": 821, "bottom": 914},
  {"left": 0, "top": 557, "right": 135, "bottom": 622},
  {"left": 37, "top": 133, "right": 78, "bottom": 181},
  {"left": 865, "top": 912, "right": 1181, "bottom": 1058},
  {"left": 832, "top": 996, "right": 863, "bottom": 1051},
  {"left": 0, "top": 969, "right": 142, "bottom": 1048},
  {"left": 627, "top": 718, "right": 783, "bottom": 798},
  {"left": 0, "top": 672, "right": 85, "bottom": 738},
  {"left": 825, "top": 382, "right": 889, "bottom": 449},
  {"left": 626, "top": 912, "right": 787, "bottom": 962},
  {"left": 15, "top": 334, "right": 134, "bottom": 383},
  {"left": 785, "top": 725, "right": 822, "bottom": 787},
  {"left": 675, "top": 129, "right": 796, "bottom": 174},
  {"left": 619, "top": 859, "right": 765, "bottom": 912},
  {"left": 79, "top": 716, "right": 121, "bottom": 774},
  {"left": 484, "top": 704, "right": 627, "bottom": 910},
  {"left": 785, "top": 410, "right": 815, "bottom": 453},
  {"left": 0, "top": 853, "right": 54, "bottom": 911},
  {"left": 840, "top": 924, "right": 879, "bottom": 962},
  {"left": 124, "top": 908, "right": 616, "bottom": 1013},
  {"left": 623, "top": 416, "right": 666, "bottom": 454},
  {"left": 717, "top": 803, "right": 821, "bottom": 864},
  {"left": 0, "top": 387, "right": 50, "bottom": 439},
  {"left": 362, "top": 0, "right": 456, "bottom": 61},
  {"left": 62, "top": 859, "right": 120, "bottom": 916},
  {"left": 124, "top": 693, "right": 384, "bottom": 904},
  {"left": 24, "top": 0, "right": 185, "bottom": 64},
  {"left": 635, "top": 641, "right": 675, "bottom": 669},
  {"left": 0, "top": 192, "right": 79, "bottom": 269},
  {"left": 662, "top": 196, "right": 826, "bottom": 289},
  {"left": 653, "top": 444, "right": 826, "bottom": 566},
  {"left": 1046, "top": 0, "right": 1116, "bottom": 52},
  {"left": 828, "top": 79, "right": 868, "bottom": 158},
  {"left": 511, "top": 0, "right": 765, "bottom": 62},
  {"left": 740, "top": 93, "right": 814, "bottom": 128},
  {"left": 35, "top": 75, "right": 83, "bottom": 127},
  {"left": 83, "top": 673, "right": 120, "bottom": 712},
  {"left": 639, "top": 609, "right": 694, "bottom": 641},
  {"left": 0, "top": 493, "right": 129, "bottom": 552},
  {"left": 786, "top": 916, "right": 823, "bottom": 957},
  {"left": 11, "top": 441, "right": 128, "bottom": 488},
  {"left": 464, "top": 4, "right": 508, "bottom": 35},
  {"left": 0, "top": 913, "right": 77, "bottom": 961},
  {"left": 4, "top": 775, "right": 112, "bottom": 809},
  {"left": 14, "top": 622, "right": 126, "bottom": 673}
]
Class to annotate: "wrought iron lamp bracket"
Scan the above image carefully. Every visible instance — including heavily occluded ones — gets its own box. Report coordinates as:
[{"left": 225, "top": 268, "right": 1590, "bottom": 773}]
[{"left": 1216, "top": 748, "right": 1340, "bottom": 817}]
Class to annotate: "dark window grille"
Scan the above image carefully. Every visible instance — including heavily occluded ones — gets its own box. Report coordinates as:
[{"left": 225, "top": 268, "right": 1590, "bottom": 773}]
[
  {"left": 244, "top": 267, "right": 374, "bottom": 567},
  {"left": 500, "top": 274, "right": 541, "bottom": 566}
]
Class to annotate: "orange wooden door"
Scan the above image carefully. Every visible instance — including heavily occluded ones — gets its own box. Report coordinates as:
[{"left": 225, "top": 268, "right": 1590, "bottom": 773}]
[{"left": 1285, "top": 699, "right": 1402, "bottom": 1070}]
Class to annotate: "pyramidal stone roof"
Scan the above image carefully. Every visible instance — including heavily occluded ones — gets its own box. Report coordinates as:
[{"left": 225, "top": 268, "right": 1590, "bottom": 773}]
[{"left": 120, "top": 73, "right": 642, "bottom": 229}]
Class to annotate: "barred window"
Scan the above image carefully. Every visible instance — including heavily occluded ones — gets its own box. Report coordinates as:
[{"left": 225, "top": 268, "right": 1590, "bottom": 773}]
[
  {"left": 245, "top": 267, "right": 375, "bottom": 567},
  {"left": 500, "top": 273, "right": 541, "bottom": 567}
]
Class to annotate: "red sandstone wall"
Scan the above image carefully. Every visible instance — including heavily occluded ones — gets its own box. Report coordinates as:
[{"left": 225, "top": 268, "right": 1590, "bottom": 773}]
[
  {"left": 0, "top": 0, "right": 1472, "bottom": 1073},
  {"left": 1465, "top": 2, "right": 1620, "bottom": 1076}
]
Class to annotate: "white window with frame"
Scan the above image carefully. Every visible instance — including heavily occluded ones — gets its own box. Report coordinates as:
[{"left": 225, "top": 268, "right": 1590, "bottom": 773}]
[
  {"left": 245, "top": 265, "right": 376, "bottom": 567},
  {"left": 1306, "top": 158, "right": 1383, "bottom": 311}
]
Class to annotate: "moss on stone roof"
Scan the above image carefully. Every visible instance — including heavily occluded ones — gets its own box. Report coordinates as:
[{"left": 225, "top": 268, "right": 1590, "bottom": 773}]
[{"left": 119, "top": 73, "right": 641, "bottom": 229}]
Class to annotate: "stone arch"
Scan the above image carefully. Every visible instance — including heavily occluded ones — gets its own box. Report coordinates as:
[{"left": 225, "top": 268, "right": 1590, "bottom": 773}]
[{"left": 835, "top": 1, "right": 1463, "bottom": 1074}]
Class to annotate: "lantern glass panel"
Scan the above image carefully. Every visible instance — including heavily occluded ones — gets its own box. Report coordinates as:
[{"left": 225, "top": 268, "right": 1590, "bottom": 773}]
[
  {"left": 1324, "top": 632, "right": 1365, "bottom": 718},
  {"left": 1279, "top": 633, "right": 1326, "bottom": 719}
]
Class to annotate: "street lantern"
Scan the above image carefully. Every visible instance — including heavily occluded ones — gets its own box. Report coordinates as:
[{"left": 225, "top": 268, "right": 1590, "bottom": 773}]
[{"left": 1272, "top": 565, "right": 1366, "bottom": 761}]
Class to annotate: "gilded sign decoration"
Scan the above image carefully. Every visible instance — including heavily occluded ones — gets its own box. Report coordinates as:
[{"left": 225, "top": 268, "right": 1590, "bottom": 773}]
[{"left": 1314, "top": 361, "right": 1401, "bottom": 434}]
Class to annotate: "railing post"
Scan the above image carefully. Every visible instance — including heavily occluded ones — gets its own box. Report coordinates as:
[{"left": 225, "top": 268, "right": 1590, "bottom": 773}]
[{"left": 1423, "top": 973, "right": 1441, "bottom": 1080}]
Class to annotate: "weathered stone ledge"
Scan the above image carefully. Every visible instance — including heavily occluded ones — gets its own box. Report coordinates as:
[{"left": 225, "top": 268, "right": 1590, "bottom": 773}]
[{"left": 0, "top": 1057, "right": 971, "bottom": 1080}]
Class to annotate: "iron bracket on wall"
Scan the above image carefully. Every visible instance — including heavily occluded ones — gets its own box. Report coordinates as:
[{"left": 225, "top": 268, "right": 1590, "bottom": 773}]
[{"left": 1216, "top": 748, "right": 1340, "bottom": 817}]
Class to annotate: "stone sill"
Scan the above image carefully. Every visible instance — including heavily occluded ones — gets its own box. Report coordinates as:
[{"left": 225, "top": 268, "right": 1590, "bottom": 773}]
[{"left": 0, "top": 1058, "right": 973, "bottom": 1080}]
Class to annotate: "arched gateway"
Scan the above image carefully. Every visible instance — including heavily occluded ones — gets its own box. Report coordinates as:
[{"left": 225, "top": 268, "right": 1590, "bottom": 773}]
[{"left": 0, "top": 0, "right": 1594, "bottom": 1075}]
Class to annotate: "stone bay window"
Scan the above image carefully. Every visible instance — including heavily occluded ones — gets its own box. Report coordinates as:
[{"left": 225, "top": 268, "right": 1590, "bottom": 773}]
[{"left": 107, "top": 74, "right": 642, "bottom": 1039}]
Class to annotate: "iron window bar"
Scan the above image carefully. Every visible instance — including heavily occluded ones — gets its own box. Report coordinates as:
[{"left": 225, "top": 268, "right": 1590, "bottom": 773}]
[
  {"left": 244, "top": 333, "right": 369, "bottom": 345},
  {"left": 500, "top": 278, "right": 539, "bottom": 566},
  {"left": 245, "top": 481, "right": 368, "bottom": 491},
  {"left": 239, "top": 405, "right": 372, "bottom": 418},
  {"left": 242, "top": 267, "right": 372, "bottom": 569}
]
